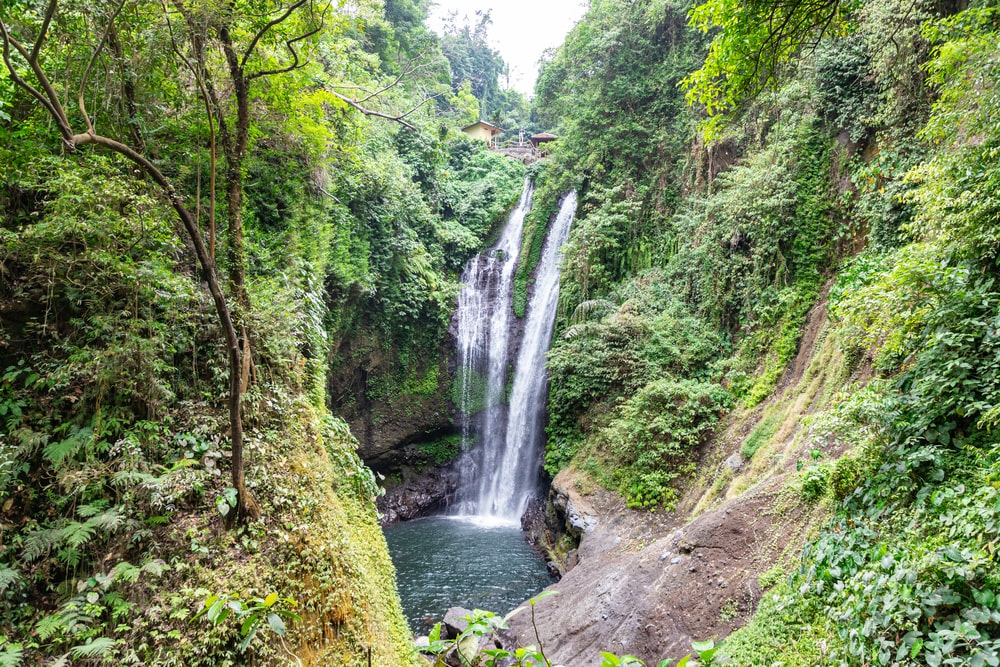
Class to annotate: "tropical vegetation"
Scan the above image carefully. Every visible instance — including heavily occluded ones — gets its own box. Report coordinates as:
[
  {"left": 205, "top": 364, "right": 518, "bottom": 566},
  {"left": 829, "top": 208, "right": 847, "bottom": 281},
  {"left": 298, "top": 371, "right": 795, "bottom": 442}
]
[{"left": 4, "top": 0, "right": 1000, "bottom": 663}]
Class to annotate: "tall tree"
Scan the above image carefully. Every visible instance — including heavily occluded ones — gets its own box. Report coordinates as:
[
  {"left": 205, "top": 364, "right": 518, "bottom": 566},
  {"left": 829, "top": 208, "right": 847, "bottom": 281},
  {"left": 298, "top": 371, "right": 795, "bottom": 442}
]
[
  {"left": 170, "top": 0, "right": 324, "bottom": 310},
  {"left": 0, "top": 0, "right": 262, "bottom": 521},
  {"left": 440, "top": 10, "right": 504, "bottom": 118}
]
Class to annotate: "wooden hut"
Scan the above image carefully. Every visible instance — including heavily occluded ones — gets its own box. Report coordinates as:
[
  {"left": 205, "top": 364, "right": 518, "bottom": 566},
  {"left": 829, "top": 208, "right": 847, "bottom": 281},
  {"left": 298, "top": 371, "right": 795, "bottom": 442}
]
[{"left": 529, "top": 132, "right": 558, "bottom": 149}]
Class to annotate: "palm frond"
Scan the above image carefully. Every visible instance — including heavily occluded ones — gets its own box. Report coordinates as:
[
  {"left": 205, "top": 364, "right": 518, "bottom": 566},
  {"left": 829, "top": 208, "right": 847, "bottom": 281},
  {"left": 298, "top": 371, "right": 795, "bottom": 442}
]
[
  {"left": 561, "top": 322, "right": 601, "bottom": 340},
  {"left": 569, "top": 298, "right": 617, "bottom": 325}
]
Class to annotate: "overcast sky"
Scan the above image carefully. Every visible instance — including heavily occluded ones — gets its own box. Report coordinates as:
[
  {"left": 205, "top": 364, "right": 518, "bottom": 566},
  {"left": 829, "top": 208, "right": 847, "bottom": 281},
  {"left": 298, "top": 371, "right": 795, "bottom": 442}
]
[{"left": 426, "top": 0, "right": 588, "bottom": 96}]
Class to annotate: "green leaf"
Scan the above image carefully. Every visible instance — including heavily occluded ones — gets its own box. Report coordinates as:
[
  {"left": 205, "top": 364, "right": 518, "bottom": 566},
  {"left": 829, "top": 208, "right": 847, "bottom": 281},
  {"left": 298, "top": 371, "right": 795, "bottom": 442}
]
[
  {"left": 238, "top": 625, "right": 258, "bottom": 653},
  {"left": 206, "top": 597, "right": 226, "bottom": 624},
  {"left": 241, "top": 614, "right": 258, "bottom": 637},
  {"left": 691, "top": 640, "right": 715, "bottom": 654},
  {"left": 266, "top": 612, "right": 286, "bottom": 635},
  {"left": 530, "top": 589, "right": 559, "bottom": 605}
]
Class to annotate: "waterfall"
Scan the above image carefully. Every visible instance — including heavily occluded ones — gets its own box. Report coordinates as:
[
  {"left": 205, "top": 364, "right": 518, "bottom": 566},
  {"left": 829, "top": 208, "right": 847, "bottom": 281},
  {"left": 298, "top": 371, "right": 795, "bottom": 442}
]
[
  {"left": 453, "top": 186, "right": 577, "bottom": 523},
  {"left": 454, "top": 181, "right": 534, "bottom": 515}
]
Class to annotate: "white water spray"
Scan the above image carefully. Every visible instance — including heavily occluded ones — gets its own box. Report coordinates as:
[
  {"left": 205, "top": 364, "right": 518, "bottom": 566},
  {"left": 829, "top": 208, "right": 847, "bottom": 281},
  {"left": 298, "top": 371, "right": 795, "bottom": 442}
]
[{"left": 453, "top": 186, "right": 577, "bottom": 523}]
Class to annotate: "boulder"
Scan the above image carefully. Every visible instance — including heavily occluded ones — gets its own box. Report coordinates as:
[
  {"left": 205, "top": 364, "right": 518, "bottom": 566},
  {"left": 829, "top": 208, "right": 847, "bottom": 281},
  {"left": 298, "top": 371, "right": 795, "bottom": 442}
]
[
  {"left": 724, "top": 451, "right": 745, "bottom": 473},
  {"left": 443, "top": 606, "right": 473, "bottom": 639}
]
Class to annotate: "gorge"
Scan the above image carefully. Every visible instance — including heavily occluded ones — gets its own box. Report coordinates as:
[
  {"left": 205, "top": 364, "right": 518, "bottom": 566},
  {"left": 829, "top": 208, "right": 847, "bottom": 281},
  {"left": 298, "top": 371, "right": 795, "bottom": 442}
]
[
  {"left": 387, "top": 183, "right": 579, "bottom": 630},
  {"left": 3, "top": 0, "right": 1000, "bottom": 665}
]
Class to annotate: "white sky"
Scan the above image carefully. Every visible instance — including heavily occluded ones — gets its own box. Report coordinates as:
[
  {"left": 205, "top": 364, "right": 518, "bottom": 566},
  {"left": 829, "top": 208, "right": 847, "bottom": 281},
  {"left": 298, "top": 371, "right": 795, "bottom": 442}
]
[{"left": 426, "top": 0, "right": 588, "bottom": 96}]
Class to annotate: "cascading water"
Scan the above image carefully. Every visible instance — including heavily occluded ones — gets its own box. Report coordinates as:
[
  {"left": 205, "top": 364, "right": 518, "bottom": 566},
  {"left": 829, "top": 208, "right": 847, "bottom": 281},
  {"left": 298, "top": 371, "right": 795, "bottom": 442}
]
[
  {"left": 453, "top": 186, "right": 577, "bottom": 523},
  {"left": 453, "top": 180, "right": 533, "bottom": 517},
  {"left": 385, "top": 186, "right": 575, "bottom": 631},
  {"left": 477, "top": 190, "right": 577, "bottom": 519}
]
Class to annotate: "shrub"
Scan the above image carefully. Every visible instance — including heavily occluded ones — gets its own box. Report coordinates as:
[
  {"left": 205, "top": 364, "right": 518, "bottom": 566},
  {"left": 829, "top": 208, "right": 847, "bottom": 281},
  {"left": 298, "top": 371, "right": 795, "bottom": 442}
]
[{"left": 601, "top": 379, "right": 732, "bottom": 509}]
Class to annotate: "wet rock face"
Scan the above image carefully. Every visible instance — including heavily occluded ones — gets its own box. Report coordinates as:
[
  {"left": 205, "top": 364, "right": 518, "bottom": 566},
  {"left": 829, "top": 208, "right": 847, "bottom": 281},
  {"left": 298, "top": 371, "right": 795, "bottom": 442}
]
[
  {"left": 506, "top": 470, "right": 802, "bottom": 667},
  {"left": 377, "top": 461, "right": 459, "bottom": 525},
  {"left": 328, "top": 336, "right": 457, "bottom": 472},
  {"left": 521, "top": 484, "right": 588, "bottom": 578}
]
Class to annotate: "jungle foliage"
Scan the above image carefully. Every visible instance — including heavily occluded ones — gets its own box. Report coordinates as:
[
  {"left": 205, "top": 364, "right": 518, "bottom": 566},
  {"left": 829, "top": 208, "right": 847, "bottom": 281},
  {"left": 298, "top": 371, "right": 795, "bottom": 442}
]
[
  {"left": 534, "top": 0, "right": 847, "bottom": 508},
  {"left": 0, "top": 0, "right": 522, "bottom": 664},
  {"left": 535, "top": 0, "right": 1000, "bottom": 662}
]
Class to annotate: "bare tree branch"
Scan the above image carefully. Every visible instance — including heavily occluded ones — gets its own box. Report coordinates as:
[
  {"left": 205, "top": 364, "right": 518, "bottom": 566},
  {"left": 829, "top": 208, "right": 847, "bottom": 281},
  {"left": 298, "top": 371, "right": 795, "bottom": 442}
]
[
  {"left": 397, "top": 92, "right": 443, "bottom": 121},
  {"left": 329, "top": 89, "right": 419, "bottom": 131},
  {"left": 29, "top": 0, "right": 58, "bottom": 63},
  {"left": 239, "top": 0, "right": 309, "bottom": 73},
  {"left": 1, "top": 23, "right": 66, "bottom": 135},
  {"left": 1, "top": 21, "right": 75, "bottom": 142},
  {"left": 246, "top": 22, "right": 321, "bottom": 80},
  {"left": 355, "top": 47, "right": 432, "bottom": 105},
  {"left": 161, "top": 0, "right": 217, "bottom": 260}
]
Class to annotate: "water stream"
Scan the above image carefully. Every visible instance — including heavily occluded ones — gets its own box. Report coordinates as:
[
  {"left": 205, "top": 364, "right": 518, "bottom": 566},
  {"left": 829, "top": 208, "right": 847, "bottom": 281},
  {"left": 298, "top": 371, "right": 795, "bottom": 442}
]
[
  {"left": 474, "top": 190, "right": 577, "bottom": 519},
  {"left": 387, "top": 184, "right": 577, "bottom": 631}
]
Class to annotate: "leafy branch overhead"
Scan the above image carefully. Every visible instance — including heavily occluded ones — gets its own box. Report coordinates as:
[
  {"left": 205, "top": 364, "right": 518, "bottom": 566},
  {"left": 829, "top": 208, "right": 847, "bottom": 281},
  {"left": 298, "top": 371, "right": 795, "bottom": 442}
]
[{"left": 682, "top": 0, "right": 845, "bottom": 121}]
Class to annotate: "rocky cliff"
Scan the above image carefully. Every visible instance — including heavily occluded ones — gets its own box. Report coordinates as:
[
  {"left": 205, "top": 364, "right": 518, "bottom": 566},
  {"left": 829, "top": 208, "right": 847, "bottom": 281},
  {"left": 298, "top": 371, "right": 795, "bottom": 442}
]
[{"left": 511, "top": 290, "right": 851, "bottom": 665}]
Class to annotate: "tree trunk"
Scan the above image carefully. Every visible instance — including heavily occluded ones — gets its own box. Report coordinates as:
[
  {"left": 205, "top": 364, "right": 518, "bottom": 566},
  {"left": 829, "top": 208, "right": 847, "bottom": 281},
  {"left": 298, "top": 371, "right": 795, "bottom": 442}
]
[
  {"left": 71, "top": 132, "right": 260, "bottom": 523},
  {"left": 226, "top": 161, "right": 247, "bottom": 305}
]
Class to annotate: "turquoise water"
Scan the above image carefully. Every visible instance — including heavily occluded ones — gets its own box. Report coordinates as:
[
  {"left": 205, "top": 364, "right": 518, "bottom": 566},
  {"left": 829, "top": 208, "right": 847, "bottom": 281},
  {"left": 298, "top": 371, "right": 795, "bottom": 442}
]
[{"left": 383, "top": 515, "right": 554, "bottom": 634}]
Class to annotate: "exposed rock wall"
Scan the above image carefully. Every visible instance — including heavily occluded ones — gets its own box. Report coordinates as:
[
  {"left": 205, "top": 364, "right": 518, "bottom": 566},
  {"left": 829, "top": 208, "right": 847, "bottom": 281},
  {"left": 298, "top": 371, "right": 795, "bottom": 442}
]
[
  {"left": 329, "top": 337, "right": 457, "bottom": 470},
  {"left": 509, "top": 290, "right": 850, "bottom": 664}
]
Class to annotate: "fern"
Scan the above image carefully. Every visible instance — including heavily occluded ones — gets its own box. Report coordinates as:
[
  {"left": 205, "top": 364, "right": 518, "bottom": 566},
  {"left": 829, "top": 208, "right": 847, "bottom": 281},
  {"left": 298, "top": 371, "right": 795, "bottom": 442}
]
[
  {"left": 62, "top": 520, "right": 98, "bottom": 550},
  {"left": 111, "top": 470, "right": 158, "bottom": 487},
  {"left": 11, "top": 426, "right": 48, "bottom": 452},
  {"left": 21, "top": 523, "right": 68, "bottom": 562},
  {"left": 43, "top": 426, "right": 92, "bottom": 467},
  {"left": 56, "top": 546, "right": 84, "bottom": 569},
  {"left": 70, "top": 637, "right": 116, "bottom": 659},
  {"left": 89, "top": 507, "right": 125, "bottom": 532},
  {"left": 141, "top": 558, "right": 168, "bottom": 577},
  {"left": 76, "top": 500, "right": 110, "bottom": 518},
  {"left": 0, "top": 638, "right": 23, "bottom": 667},
  {"left": 34, "top": 612, "right": 69, "bottom": 641},
  {"left": 0, "top": 566, "right": 22, "bottom": 595},
  {"left": 111, "top": 561, "right": 141, "bottom": 584}
]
